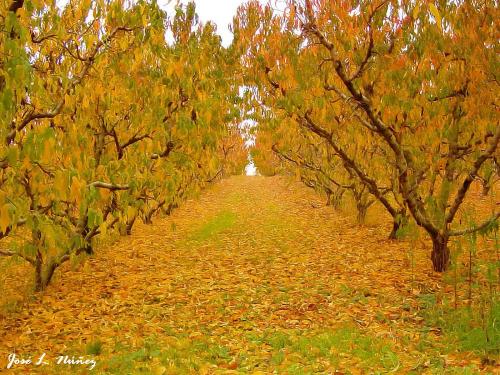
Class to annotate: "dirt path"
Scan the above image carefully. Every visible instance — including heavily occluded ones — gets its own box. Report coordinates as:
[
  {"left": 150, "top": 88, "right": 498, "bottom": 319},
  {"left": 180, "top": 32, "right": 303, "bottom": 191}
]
[{"left": 0, "top": 176, "right": 459, "bottom": 373}]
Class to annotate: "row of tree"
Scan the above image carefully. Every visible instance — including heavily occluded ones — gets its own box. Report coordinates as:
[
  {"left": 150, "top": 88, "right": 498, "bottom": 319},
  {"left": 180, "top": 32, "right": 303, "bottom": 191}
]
[
  {"left": 235, "top": 0, "right": 499, "bottom": 271},
  {"left": 0, "top": 0, "right": 247, "bottom": 290}
]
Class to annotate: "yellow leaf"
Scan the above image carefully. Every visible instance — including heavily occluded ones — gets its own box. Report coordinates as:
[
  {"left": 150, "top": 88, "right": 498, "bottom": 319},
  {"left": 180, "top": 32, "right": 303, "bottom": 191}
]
[
  {"left": 412, "top": 2, "right": 420, "bottom": 19},
  {"left": 127, "top": 206, "right": 137, "bottom": 219},
  {"left": 70, "top": 176, "right": 83, "bottom": 203},
  {"left": 54, "top": 172, "right": 68, "bottom": 200},
  {"left": 82, "top": 95, "right": 90, "bottom": 109},
  {"left": 39, "top": 194, "right": 51, "bottom": 207},
  {"left": 429, "top": 3, "right": 442, "bottom": 32},
  {"left": 174, "top": 61, "right": 183, "bottom": 76},
  {"left": 94, "top": 84, "right": 104, "bottom": 97},
  {"left": 22, "top": 157, "right": 31, "bottom": 170},
  {"left": 152, "top": 366, "right": 166, "bottom": 375},
  {"left": 0, "top": 204, "right": 11, "bottom": 234},
  {"left": 99, "top": 222, "right": 107, "bottom": 236},
  {"left": 41, "top": 138, "right": 55, "bottom": 164},
  {"left": 204, "top": 110, "right": 212, "bottom": 125}
]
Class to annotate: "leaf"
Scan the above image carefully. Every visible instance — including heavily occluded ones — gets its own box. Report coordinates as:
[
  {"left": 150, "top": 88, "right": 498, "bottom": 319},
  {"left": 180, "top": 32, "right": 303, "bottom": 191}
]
[
  {"left": 152, "top": 366, "right": 166, "bottom": 375},
  {"left": 0, "top": 203, "right": 11, "bottom": 233},
  {"left": 127, "top": 206, "right": 137, "bottom": 219},
  {"left": 429, "top": 3, "right": 442, "bottom": 32},
  {"left": 412, "top": 3, "right": 420, "bottom": 20},
  {"left": 87, "top": 208, "right": 103, "bottom": 228},
  {"left": 70, "top": 176, "right": 83, "bottom": 203},
  {"left": 99, "top": 222, "right": 107, "bottom": 236},
  {"left": 54, "top": 172, "right": 68, "bottom": 200}
]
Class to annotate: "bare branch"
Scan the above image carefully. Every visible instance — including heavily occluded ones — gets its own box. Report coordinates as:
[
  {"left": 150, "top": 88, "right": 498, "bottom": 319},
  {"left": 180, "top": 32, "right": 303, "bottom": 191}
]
[
  {"left": 151, "top": 141, "right": 175, "bottom": 160},
  {"left": 87, "top": 181, "right": 129, "bottom": 191},
  {"left": 446, "top": 128, "right": 500, "bottom": 225},
  {"left": 0, "top": 248, "right": 35, "bottom": 265},
  {"left": 449, "top": 212, "right": 500, "bottom": 237},
  {"left": 8, "top": 0, "right": 24, "bottom": 13},
  {"left": 350, "top": 28, "right": 374, "bottom": 81},
  {"left": 30, "top": 31, "right": 57, "bottom": 44}
]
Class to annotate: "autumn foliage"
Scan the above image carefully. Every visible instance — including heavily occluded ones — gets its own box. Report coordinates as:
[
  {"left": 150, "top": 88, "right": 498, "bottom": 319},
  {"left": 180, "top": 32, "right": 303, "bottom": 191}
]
[
  {"left": 0, "top": 0, "right": 498, "bottom": 289},
  {"left": 0, "top": 0, "right": 498, "bottom": 372},
  {"left": 234, "top": 0, "right": 499, "bottom": 272},
  {"left": 0, "top": 0, "right": 247, "bottom": 290}
]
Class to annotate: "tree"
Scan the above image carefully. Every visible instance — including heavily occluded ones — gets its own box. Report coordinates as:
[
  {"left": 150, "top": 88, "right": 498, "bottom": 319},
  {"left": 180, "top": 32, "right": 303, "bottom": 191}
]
[
  {"left": 0, "top": 1, "right": 245, "bottom": 290},
  {"left": 234, "top": 0, "right": 499, "bottom": 271}
]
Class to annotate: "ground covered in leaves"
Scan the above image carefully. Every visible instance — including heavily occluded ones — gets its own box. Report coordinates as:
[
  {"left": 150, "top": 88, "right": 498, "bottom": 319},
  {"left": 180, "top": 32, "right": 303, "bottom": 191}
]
[{"left": 0, "top": 176, "right": 497, "bottom": 374}]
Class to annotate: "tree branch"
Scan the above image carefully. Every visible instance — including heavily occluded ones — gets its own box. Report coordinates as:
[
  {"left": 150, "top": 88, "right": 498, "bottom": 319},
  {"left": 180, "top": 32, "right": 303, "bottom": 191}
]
[
  {"left": 0, "top": 248, "right": 35, "bottom": 265},
  {"left": 8, "top": 0, "right": 24, "bottom": 13},
  {"left": 449, "top": 212, "right": 500, "bottom": 237},
  {"left": 446, "top": 127, "right": 500, "bottom": 225},
  {"left": 6, "top": 26, "right": 136, "bottom": 144},
  {"left": 87, "top": 181, "right": 129, "bottom": 191}
]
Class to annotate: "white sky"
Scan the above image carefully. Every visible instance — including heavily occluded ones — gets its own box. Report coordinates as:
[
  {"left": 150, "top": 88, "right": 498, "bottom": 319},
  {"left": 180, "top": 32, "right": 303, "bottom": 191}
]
[
  {"left": 160, "top": 0, "right": 286, "bottom": 47},
  {"left": 160, "top": 0, "right": 244, "bottom": 47}
]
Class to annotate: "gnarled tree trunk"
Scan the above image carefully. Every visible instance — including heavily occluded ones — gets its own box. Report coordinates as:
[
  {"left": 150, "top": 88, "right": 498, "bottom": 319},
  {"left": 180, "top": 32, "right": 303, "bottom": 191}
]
[
  {"left": 126, "top": 215, "right": 136, "bottom": 235},
  {"left": 326, "top": 187, "right": 345, "bottom": 210},
  {"left": 356, "top": 202, "right": 369, "bottom": 224},
  {"left": 388, "top": 211, "right": 409, "bottom": 240},
  {"left": 430, "top": 233, "right": 450, "bottom": 272}
]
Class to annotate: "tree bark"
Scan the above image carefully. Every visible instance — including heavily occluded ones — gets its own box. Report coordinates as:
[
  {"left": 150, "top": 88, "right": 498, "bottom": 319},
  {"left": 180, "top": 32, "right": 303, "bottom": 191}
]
[
  {"left": 388, "top": 219, "right": 401, "bottom": 240},
  {"left": 34, "top": 250, "right": 43, "bottom": 292},
  {"left": 126, "top": 215, "right": 136, "bottom": 235},
  {"left": 326, "top": 188, "right": 344, "bottom": 210},
  {"left": 143, "top": 213, "right": 153, "bottom": 225},
  {"left": 431, "top": 233, "right": 450, "bottom": 272},
  {"left": 356, "top": 202, "right": 369, "bottom": 224},
  {"left": 388, "top": 212, "right": 408, "bottom": 240}
]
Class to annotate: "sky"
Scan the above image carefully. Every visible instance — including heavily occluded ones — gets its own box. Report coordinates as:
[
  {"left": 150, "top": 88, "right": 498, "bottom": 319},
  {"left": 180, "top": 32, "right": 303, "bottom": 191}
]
[
  {"left": 159, "top": 0, "right": 245, "bottom": 47},
  {"left": 160, "top": 0, "right": 286, "bottom": 47}
]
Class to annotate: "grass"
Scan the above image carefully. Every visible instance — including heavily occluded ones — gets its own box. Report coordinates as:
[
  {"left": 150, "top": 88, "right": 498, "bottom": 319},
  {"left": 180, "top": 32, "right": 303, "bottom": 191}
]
[
  {"left": 188, "top": 210, "right": 237, "bottom": 242},
  {"left": 86, "top": 340, "right": 104, "bottom": 356},
  {"left": 417, "top": 295, "right": 500, "bottom": 358},
  {"left": 91, "top": 326, "right": 401, "bottom": 374}
]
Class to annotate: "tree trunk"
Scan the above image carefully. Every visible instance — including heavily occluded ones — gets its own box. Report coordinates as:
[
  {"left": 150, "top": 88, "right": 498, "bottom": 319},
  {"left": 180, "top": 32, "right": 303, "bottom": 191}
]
[
  {"left": 81, "top": 224, "right": 93, "bottom": 255},
  {"left": 43, "top": 262, "right": 58, "bottom": 291},
  {"left": 126, "top": 215, "right": 136, "bottom": 235},
  {"left": 34, "top": 250, "right": 43, "bottom": 292},
  {"left": 144, "top": 212, "right": 153, "bottom": 225},
  {"left": 481, "top": 182, "right": 490, "bottom": 197},
  {"left": 327, "top": 188, "right": 344, "bottom": 210},
  {"left": 326, "top": 192, "right": 333, "bottom": 206},
  {"left": 389, "top": 220, "right": 400, "bottom": 240},
  {"left": 83, "top": 243, "right": 93, "bottom": 255},
  {"left": 431, "top": 233, "right": 450, "bottom": 272},
  {"left": 388, "top": 212, "right": 408, "bottom": 240},
  {"left": 165, "top": 203, "right": 177, "bottom": 216},
  {"left": 144, "top": 200, "right": 166, "bottom": 224},
  {"left": 356, "top": 202, "right": 368, "bottom": 224},
  {"left": 332, "top": 190, "right": 344, "bottom": 210}
]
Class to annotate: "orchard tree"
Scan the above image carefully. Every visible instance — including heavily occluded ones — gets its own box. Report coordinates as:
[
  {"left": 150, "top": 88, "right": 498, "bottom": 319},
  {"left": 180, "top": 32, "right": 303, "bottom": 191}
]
[
  {"left": 235, "top": 0, "right": 409, "bottom": 239},
  {"left": 0, "top": 0, "right": 152, "bottom": 290},
  {"left": 0, "top": 1, "right": 246, "bottom": 290},
  {"left": 235, "top": 0, "right": 499, "bottom": 271}
]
